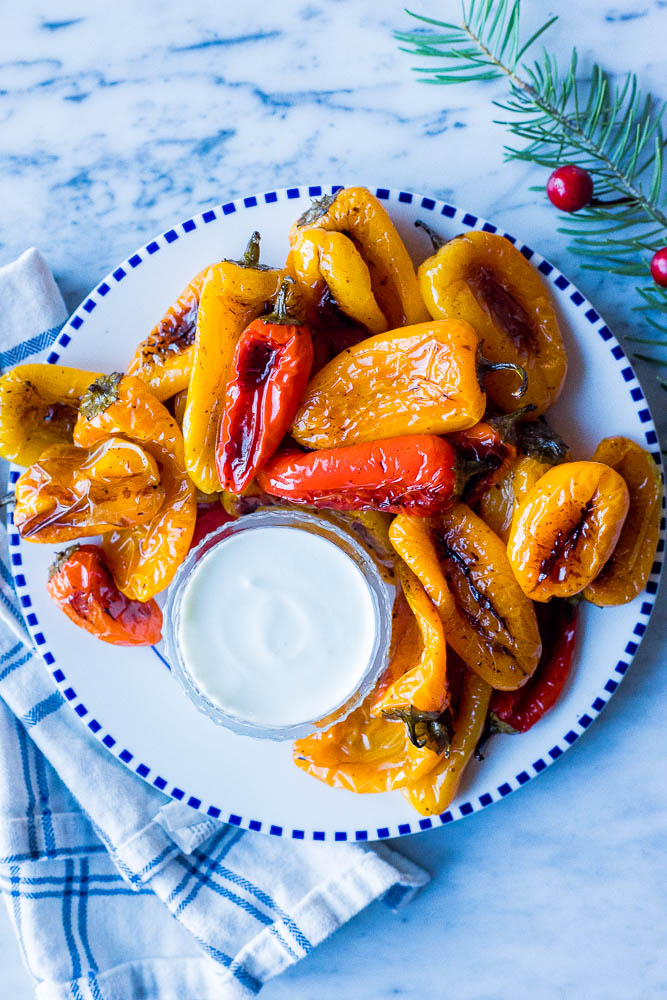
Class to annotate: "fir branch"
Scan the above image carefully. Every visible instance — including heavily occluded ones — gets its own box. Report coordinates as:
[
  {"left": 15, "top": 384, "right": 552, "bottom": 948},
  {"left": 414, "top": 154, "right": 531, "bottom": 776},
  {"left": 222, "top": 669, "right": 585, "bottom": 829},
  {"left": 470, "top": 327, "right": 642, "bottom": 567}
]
[{"left": 396, "top": 0, "right": 667, "bottom": 384}]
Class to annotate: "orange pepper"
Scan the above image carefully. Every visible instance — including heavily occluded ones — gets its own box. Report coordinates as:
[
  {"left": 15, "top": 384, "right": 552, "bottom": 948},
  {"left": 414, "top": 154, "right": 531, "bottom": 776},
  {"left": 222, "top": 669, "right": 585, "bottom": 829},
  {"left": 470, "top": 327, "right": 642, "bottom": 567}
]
[
  {"left": 74, "top": 374, "right": 196, "bottom": 601},
  {"left": 507, "top": 461, "right": 630, "bottom": 601},
  {"left": 479, "top": 454, "right": 553, "bottom": 543},
  {"left": 583, "top": 438, "right": 663, "bottom": 606}
]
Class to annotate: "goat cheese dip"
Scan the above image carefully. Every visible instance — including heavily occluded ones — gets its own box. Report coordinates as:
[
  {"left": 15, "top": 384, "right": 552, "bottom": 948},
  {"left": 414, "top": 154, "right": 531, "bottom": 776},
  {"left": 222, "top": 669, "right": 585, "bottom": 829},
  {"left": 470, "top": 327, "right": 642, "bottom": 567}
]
[{"left": 177, "top": 526, "right": 377, "bottom": 727}]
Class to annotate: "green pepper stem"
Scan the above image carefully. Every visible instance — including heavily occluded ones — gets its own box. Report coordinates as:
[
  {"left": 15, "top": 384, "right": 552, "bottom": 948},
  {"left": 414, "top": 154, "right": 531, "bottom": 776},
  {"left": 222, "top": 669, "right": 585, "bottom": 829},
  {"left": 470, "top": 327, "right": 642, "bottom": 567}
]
[
  {"left": 239, "top": 231, "right": 261, "bottom": 268},
  {"left": 264, "top": 276, "right": 305, "bottom": 326},
  {"left": 488, "top": 404, "right": 536, "bottom": 442},
  {"left": 477, "top": 353, "right": 529, "bottom": 399},
  {"left": 79, "top": 373, "right": 123, "bottom": 420},
  {"left": 414, "top": 219, "right": 447, "bottom": 252},
  {"left": 297, "top": 192, "right": 337, "bottom": 227}
]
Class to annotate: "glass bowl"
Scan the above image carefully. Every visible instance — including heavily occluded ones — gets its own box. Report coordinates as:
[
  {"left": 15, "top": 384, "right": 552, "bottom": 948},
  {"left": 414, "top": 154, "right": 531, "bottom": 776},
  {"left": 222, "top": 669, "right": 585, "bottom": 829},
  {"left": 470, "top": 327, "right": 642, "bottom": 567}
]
[{"left": 163, "top": 509, "right": 393, "bottom": 741}]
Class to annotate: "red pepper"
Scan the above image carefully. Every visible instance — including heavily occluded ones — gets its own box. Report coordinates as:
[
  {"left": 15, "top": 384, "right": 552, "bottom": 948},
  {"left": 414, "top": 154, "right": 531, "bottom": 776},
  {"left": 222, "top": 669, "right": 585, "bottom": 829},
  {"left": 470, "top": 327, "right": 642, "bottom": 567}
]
[
  {"left": 489, "top": 599, "right": 578, "bottom": 732},
  {"left": 448, "top": 414, "right": 523, "bottom": 504},
  {"left": 47, "top": 544, "right": 162, "bottom": 646},
  {"left": 190, "top": 502, "right": 235, "bottom": 549},
  {"left": 256, "top": 434, "right": 459, "bottom": 515},
  {"left": 216, "top": 277, "right": 313, "bottom": 494}
]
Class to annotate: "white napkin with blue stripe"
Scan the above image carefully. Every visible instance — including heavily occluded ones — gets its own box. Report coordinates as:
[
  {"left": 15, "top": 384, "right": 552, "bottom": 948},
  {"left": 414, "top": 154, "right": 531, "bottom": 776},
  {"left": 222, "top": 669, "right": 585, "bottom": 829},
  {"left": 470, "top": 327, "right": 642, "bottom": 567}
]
[{"left": 0, "top": 249, "right": 429, "bottom": 999}]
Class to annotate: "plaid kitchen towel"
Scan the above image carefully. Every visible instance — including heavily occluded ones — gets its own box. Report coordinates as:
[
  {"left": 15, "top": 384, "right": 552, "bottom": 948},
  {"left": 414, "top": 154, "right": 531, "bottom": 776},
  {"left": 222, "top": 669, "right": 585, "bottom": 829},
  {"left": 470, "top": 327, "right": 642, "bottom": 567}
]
[{"left": 0, "top": 249, "right": 429, "bottom": 999}]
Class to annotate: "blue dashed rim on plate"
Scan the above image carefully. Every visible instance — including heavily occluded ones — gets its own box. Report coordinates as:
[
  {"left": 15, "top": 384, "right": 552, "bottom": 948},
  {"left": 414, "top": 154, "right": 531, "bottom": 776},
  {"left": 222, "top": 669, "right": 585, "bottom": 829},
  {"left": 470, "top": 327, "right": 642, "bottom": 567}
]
[{"left": 7, "top": 184, "right": 665, "bottom": 841}]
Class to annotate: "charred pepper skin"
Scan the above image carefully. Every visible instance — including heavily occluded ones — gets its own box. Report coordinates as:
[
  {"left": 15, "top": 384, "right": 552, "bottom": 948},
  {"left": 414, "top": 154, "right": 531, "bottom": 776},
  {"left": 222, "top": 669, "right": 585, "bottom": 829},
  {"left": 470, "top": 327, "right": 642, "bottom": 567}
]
[
  {"left": 216, "top": 278, "right": 314, "bottom": 495},
  {"left": 47, "top": 544, "right": 162, "bottom": 646}
]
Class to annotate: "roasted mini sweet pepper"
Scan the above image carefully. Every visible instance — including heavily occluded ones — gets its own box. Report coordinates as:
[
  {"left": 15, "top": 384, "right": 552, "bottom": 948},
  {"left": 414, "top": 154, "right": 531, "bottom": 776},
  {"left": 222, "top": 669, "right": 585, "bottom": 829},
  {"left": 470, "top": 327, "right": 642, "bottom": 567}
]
[
  {"left": 216, "top": 278, "right": 314, "bottom": 494},
  {"left": 257, "top": 434, "right": 460, "bottom": 516},
  {"left": 293, "top": 187, "right": 428, "bottom": 328},
  {"left": 127, "top": 261, "right": 214, "bottom": 401},
  {"left": 74, "top": 373, "right": 196, "bottom": 601},
  {"left": 0, "top": 364, "right": 102, "bottom": 466},
  {"left": 583, "top": 437, "right": 663, "bottom": 606},
  {"left": 13, "top": 438, "right": 165, "bottom": 543},
  {"left": 182, "top": 233, "right": 284, "bottom": 493},
  {"left": 291, "top": 319, "right": 505, "bottom": 450},
  {"left": 389, "top": 506, "right": 542, "bottom": 690},
  {"left": 416, "top": 224, "right": 567, "bottom": 416},
  {"left": 47, "top": 544, "right": 162, "bottom": 646},
  {"left": 507, "top": 461, "right": 630, "bottom": 601}
]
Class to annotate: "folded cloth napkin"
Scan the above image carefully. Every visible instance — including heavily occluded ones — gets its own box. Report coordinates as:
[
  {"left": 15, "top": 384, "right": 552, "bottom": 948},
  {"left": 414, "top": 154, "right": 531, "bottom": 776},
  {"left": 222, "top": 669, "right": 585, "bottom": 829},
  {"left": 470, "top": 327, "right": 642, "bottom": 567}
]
[{"left": 0, "top": 249, "right": 429, "bottom": 999}]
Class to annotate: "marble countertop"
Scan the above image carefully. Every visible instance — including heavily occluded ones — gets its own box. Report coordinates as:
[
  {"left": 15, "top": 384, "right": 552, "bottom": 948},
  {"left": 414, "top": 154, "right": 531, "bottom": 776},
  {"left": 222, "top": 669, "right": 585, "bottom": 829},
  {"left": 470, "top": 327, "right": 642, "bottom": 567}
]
[{"left": 1, "top": 1, "right": 665, "bottom": 997}]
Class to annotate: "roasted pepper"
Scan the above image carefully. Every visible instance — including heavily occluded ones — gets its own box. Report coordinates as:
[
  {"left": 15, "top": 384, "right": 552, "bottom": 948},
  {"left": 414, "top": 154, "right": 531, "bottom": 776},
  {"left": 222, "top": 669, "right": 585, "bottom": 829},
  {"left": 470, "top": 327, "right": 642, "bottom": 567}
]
[
  {"left": 583, "top": 437, "right": 663, "bottom": 606},
  {"left": 507, "top": 461, "right": 630, "bottom": 601},
  {"left": 216, "top": 278, "right": 313, "bottom": 494},
  {"left": 416, "top": 224, "right": 567, "bottom": 416},
  {"left": 291, "top": 319, "right": 496, "bottom": 450},
  {"left": 479, "top": 454, "right": 553, "bottom": 543},
  {"left": 47, "top": 544, "right": 162, "bottom": 646},
  {"left": 389, "top": 506, "right": 542, "bottom": 690},
  {"left": 257, "top": 434, "right": 460, "bottom": 516},
  {"left": 290, "top": 228, "right": 388, "bottom": 334},
  {"left": 0, "top": 364, "right": 101, "bottom": 466},
  {"left": 127, "top": 262, "right": 213, "bottom": 401},
  {"left": 190, "top": 501, "right": 235, "bottom": 550},
  {"left": 293, "top": 187, "right": 428, "bottom": 328},
  {"left": 488, "top": 599, "right": 578, "bottom": 733},
  {"left": 13, "top": 439, "right": 165, "bottom": 542},
  {"left": 182, "top": 233, "right": 284, "bottom": 493},
  {"left": 74, "top": 373, "right": 196, "bottom": 601},
  {"left": 372, "top": 562, "right": 450, "bottom": 753},
  {"left": 403, "top": 664, "right": 492, "bottom": 816}
]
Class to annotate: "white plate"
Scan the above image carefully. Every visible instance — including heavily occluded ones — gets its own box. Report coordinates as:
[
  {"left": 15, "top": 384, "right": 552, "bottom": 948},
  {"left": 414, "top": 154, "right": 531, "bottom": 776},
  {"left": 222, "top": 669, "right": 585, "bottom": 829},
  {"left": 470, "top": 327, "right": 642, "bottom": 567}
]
[{"left": 8, "top": 185, "right": 664, "bottom": 842}]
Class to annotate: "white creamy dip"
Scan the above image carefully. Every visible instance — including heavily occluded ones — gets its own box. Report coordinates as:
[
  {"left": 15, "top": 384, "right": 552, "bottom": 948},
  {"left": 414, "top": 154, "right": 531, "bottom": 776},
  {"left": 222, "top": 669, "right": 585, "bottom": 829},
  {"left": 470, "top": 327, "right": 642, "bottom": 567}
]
[{"left": 177, "top": 526, "right": 377, "bottom": 727}]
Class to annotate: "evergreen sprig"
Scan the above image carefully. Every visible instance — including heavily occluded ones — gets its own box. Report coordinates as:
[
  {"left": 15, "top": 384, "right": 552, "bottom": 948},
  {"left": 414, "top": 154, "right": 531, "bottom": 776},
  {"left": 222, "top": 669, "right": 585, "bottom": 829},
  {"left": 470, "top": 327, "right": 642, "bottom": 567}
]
[{"left": 396, "top": 0, "right": 667, "bottom": 388}]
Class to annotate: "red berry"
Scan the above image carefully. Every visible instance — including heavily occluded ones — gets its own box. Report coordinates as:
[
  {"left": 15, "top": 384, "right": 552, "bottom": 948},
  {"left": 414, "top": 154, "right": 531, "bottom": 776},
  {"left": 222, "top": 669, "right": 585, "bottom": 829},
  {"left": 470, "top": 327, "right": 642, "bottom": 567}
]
[
  {"left": 650, "top": 247, "right": 667, "bottom": 288},
  {"left": 546, "top": 165, "right": 594, "bottom": 212}
]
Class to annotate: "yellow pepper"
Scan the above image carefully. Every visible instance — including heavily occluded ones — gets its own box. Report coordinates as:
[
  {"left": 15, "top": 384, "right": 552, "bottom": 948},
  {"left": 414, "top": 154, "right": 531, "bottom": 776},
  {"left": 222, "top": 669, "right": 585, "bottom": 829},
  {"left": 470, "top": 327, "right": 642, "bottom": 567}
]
[
  {"left": 0, "top": 364, "right": 101, "bottom": 466},
  {"left": 182, "top": 236, "right": 283, "bottom": 493},
  {"left": 291, "top": 319, "right": 486, "bottom": 449},
  {"left": 290, "top": 228, "right": 388, "bottom": 334},
  {"left": 479, "top": 454, "right": 553, "bottom": 543},
  {"left": 293, "top": 187, "right": 428, "bottom": 328}
]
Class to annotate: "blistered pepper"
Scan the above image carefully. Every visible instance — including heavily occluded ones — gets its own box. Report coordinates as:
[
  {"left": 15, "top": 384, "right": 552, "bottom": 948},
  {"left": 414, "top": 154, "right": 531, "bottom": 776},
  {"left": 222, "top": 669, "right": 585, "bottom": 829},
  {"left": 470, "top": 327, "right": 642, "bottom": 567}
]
[
  {"left": 47, "top": 545, "right": 162, "bottom": 646},
  {"left": 480, "top": 454, "right": 553, "bottom": 543},
  {"left": 389, "top": 506, "right": 542, "bottom": 690},
  {"left": 372, "top": 562, "right": 450, "bottom": 753},
  {"left": 507, "top": 461, "right": 630, "bottom": 601},
  {"left": 182, "top": 233, "right": 284, "bottom": 493},
  {"left": 403, "top": 663, "right": 492, "bottom": 816},
  {"left": 290, "top": 319, "right": 524, "bottom": 450},
  {"left": 127, "top": 262, "right": 214, "bottom": 401},
  {"left": 416, "top": 224, "right": 567, "bottom": 416},
  {"left": 13, "top": 439, "right": 165, "bottom": 543},
  {"left": 489, "top": 599, "right": 578, "bottom": 733},
  {"left": 583, "top": 437, "right": 663, "bottom": 606},
  {"left": 257, "top": 434, "right": 460, "bottom": 516},
  {"left": 0, "top": 365, "right": 101, "bottom": 466},
  {"left": 293, "top": 186, "right": 428, "bottom": 328},
  {"left": 74, "top": 373, "right": 196, "bottom": 601},
  {"left": 290, "top": 228, "right": 388, "bottom": 335},
  {"left": 216, "top": 278, "right": 314, "bottom": 494}
]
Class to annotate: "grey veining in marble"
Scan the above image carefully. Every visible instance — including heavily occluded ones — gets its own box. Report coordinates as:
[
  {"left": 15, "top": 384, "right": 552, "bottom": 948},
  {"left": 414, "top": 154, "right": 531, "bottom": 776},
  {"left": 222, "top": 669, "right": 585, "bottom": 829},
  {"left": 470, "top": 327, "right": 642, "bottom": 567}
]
[{"left": 1, "top": 1, "right": 666, "bottom": 998}]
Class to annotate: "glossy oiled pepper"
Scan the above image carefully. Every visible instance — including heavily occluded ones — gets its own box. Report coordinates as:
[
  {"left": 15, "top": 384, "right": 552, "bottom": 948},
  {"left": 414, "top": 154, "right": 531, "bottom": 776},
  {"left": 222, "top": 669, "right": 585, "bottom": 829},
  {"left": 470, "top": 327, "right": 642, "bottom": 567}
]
[
  {"left": 480, "top": 454, "right": 553, "bottom": 543},
  {"left": 182, "top": 233, "right": 284, "bottom": 493},
  {"left": 290, "top": 228, "right": 388, "bottom": 334},
  {"left": 293, "top": 186, "right": 428, "bottom": 328},
  {"left": 372, "top": 562, "right": 450, "bottom": 753},
  {"left": 127, "top": 262, "right": 213, "bottom": 401},
  {"left": 507, "top": 461, "right": 629, "bottom": 601},
  {"left": 257, "top": 434, "right": 459, "bottom": 516},
  {"left": 293, "top": 592, "right": 440, "bottom": 794},
  {"left": 0, "top": 365, "right": 101, "bottom": 466},
  {"left": 47, "top": 545, "right": 162, "bottom": 646},
  {"left": 190, "top": 501, "right": 235, "bottom": 550},
  {"left": 74, "top": 373, "right": 196, "bottom": 601},
  {"left": 291, "top": 319, "right": 487, "bottom": 450},
  {"left": 489, "top": 599, "right": 578, "bottom": 733},
  {"left": 389, "top": 506, "right": 542, "bottom": 690},
  {"left": 13, "top": 439, "right": 165, "bottom": 543},
  {"left": 216, "top": 278, "right": 314, "bottom": 494},
  {"left": 417, "top": 225, "right": 567, "bottom": 416},
  {"left": 403, "top": 665, "right": 492, "bottom": 816},
  {"left": 583, "top": 437, "right": 663, "bottom": 606}
]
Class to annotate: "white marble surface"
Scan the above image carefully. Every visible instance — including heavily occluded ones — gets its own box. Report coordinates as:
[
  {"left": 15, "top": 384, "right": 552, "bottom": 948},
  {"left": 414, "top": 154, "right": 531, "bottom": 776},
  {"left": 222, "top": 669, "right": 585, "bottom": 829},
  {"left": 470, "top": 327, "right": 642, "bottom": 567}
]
[{"left": 1, "top": 0, "right": 666, "bottom": 997}]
